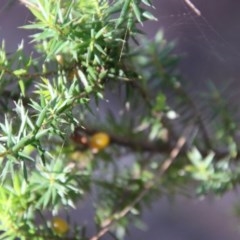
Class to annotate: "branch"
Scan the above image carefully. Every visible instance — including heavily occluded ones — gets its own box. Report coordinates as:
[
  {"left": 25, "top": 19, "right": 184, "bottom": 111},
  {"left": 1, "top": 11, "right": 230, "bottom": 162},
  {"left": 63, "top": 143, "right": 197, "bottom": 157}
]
[
  {"left": 75, "top": 126, "right": 172, "bottom": 153},
  {"left": 183, "top": 0, "right": 201, "bottom": 16},
  {"left": 88, "top": 127, "right": 190, "bottom": 240},
  {"left": 76, "top": 125, "right": 240, "bottom": 160},
  {"left": 0, "top": 66, "right": 56, "bottom": 79}
]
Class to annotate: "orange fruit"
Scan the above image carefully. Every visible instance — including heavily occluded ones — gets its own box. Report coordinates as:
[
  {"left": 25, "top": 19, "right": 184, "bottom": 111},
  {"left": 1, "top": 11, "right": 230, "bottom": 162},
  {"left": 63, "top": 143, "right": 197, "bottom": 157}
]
[
  {"left": 52, "top": 217, "right": 69, "bottom": 235},
  {"left": 89, "top": 132, "right": 110, "bottom": 151}
]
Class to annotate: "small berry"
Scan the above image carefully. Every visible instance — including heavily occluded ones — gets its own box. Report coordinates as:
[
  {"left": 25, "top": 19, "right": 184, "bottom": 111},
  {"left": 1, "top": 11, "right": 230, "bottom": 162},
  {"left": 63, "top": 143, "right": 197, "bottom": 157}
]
[
  {"left": 89, "top": 132, "right": 110, "bottom": 151},
  {"left": 55, "top": 54, "right": 64, "bottom": 66},
  {"left": 52, "top": 217, "right": 69, "bottom": 235},
  {"left": 71, "top": 132, "right": 88, "bottom": 146},
  {"left": 68, "top": 68, "right": 78, "bottom": 81}
]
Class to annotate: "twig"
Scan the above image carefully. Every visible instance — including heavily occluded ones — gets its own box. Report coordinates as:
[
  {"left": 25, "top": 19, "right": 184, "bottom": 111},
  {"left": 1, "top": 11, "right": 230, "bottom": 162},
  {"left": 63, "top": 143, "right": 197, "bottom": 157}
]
[
  {"left": 129, "top": 80, "right": 152, "bottom": 108},
  {"left": 76, "top": 125, "right": 240, "bottom": 160},
  {"left": 183, "top": 0, "right": 201, "bottom": 16},
  {"left": 75, "top": 126, "right": 172, "bottom": 153},
  {"left": 175, "top": 85, "right": 213, "bottom": 150},
  {"left": 0, "top": 66, "right": 56, "bottom": 79},
  {"left": 88, "top": 127, "right": 190, "bottom": 240}
]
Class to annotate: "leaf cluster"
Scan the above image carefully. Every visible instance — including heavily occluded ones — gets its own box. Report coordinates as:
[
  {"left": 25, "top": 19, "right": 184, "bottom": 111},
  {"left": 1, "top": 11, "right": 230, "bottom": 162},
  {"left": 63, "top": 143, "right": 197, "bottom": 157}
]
[{"left": 0, "top": 1, "right": 240, "bottom": 239}]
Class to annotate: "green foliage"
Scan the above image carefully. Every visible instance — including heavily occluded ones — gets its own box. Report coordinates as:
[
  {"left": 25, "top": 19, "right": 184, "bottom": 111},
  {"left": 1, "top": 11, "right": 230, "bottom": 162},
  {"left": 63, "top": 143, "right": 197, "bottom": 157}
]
[{"left": 0, "top": 0, "right": 240, "bottom": 239}]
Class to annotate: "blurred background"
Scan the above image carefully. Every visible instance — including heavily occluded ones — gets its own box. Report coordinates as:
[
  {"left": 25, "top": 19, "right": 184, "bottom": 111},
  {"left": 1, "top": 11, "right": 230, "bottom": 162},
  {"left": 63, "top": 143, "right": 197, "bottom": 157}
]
[{"left": 1, "top": 0, "right": 240, "bottom": 239}]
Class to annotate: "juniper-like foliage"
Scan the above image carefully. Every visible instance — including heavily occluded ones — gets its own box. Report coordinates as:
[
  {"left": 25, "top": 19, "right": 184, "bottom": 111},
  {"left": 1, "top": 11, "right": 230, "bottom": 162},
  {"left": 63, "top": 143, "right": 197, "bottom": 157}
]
[{"left": 0, "top": 1, "right": 239, "bottom": 239}]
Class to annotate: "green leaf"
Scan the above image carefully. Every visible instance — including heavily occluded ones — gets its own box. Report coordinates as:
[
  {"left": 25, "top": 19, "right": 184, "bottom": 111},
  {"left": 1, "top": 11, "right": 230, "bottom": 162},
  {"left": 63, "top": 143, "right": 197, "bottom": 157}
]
[
  {"left": 141, "top": 0, "right": 153, "bottom": 7},
  {"left": 142, "top": 11, "right": 158, "bottom": 21},
  {"left": 12, "top": 134, "right": 33, "bottom": 153},
  {"left": 187, "top": 147, "right": 202, "bottom": 165},
  {"left": 95, "top": 26, "right": 107, "bottom": 39},
  {"left": 21, "top": 160, "right": 28, "bottom": 182},
  {"left": 35, "top": 103, "right": 48, "bottom": 129},
  {"left": 107, "top": 0, "right": 123, "bottom": 15},
  {"left": 132, "top": 1, "right": 142, "bottom": 24},
  {"left": 77, "top": 68, "right": 91, "bottom": 90},
  {"left": 13, "top": 69, "right": 27, "bottom": 76},
  {"left": 115, "top": 0, "right": 131, "bottom": 28},
  {"left": 18, "top": 80, "right": 26, "bottom": 96}
]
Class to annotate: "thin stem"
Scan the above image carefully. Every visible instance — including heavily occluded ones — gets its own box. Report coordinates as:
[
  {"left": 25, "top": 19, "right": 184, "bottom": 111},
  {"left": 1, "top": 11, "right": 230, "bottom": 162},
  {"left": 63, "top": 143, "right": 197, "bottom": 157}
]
[
  {"left": 183, "top": 0, "right": 201, "bottom": 16},
  {"left": 76, "top": 125, "right": 240, "bottom": 160},
  {"left": 0, "top": 65, "right": 56, "bottom": 79},
  {"left": 175, "top": 84, "right": 213, "bottom": 150},
  {"left": 75, "top": 126, "right": 172, "bottom": 153},
  {"left": 89, "top": 127, "right": 190, "bottom": 240}
]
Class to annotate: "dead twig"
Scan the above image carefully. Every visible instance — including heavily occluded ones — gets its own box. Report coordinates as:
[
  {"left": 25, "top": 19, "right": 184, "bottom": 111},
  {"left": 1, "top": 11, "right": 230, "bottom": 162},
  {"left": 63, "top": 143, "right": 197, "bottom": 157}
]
[{"left": 184, "top": 0, "right": 201, "bottom": 16}]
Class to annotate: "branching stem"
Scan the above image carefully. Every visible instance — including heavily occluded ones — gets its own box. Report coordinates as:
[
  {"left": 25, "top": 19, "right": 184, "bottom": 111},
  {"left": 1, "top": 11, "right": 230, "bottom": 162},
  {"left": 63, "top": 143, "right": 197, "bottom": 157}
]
[{"left": 89, "top": 127, "right": 190, "bottom": 240}]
